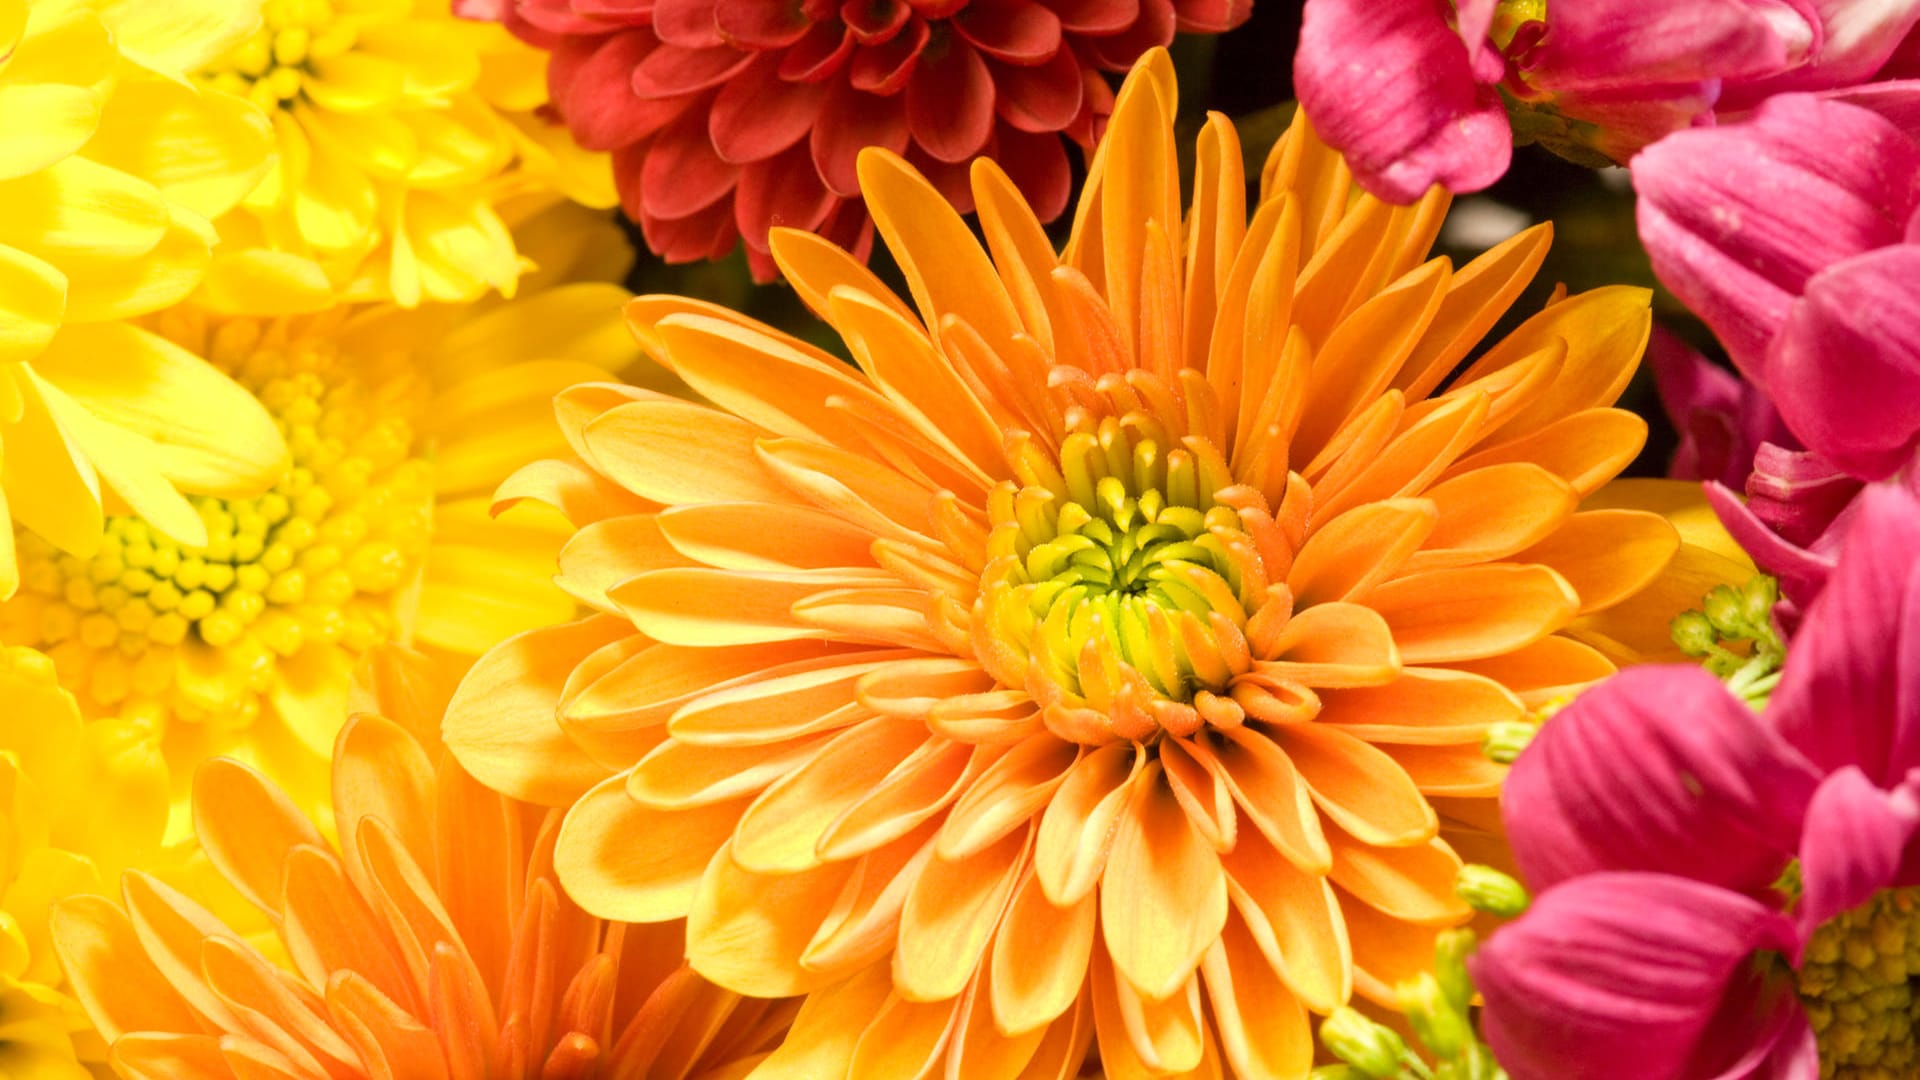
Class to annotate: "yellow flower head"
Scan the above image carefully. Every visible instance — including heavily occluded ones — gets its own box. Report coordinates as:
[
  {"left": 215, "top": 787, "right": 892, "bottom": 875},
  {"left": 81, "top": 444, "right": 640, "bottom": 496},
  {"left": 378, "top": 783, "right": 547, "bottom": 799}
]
[
  {"left": 52, "top": 646, "right": 792, "bottom": 1080},
  {"left": 1, "top": 276, "right": 641, "bottom": 835},
  {"left": 0, "top": 0, "right": 289, "bottom": 600},
  {"left": 446, "top": 50, "right": 1682, "bottom": 1078},
  {"left": 194, "top": 0, "right": 616, "bottom": 313},
  {"left": 0, "top": 646, "right": 169, "bottom": 1078}
]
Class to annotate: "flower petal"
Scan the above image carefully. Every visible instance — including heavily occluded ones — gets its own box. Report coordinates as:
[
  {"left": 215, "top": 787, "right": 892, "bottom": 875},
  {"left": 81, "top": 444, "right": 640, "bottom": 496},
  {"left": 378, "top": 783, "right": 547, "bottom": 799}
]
[{"left": 1794, "top": 766, "right": 1920, "bottom": 939}]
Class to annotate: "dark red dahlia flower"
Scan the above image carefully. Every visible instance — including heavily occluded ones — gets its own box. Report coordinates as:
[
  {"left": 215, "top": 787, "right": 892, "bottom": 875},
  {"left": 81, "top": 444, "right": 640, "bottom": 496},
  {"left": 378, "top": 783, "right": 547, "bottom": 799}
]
[{"left": 462, "top": 0, "right": 1250, "bottom": 279}]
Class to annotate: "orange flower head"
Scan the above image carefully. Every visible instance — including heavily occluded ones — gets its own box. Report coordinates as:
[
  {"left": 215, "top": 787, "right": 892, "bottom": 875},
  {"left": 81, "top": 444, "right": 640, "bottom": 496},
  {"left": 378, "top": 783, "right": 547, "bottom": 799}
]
[
  {"left": 446, "top": 48, "right": 1678, "bottom": 1079},
  {"left": 52, "top": 646, "right": 794, "bottom": 1080}
]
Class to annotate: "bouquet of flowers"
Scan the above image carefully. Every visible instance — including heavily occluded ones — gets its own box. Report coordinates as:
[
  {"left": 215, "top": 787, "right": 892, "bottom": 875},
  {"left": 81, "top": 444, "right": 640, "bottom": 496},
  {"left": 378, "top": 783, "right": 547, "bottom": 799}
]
[{"left": 1, "top": 1, "right": 1915, "bottom": 1077}]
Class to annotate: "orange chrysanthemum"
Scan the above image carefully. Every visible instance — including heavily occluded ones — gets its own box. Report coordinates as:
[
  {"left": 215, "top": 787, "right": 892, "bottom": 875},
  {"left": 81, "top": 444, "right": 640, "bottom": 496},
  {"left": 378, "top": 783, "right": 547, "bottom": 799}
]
[
  {"left": 51, "top": 647, "right": 794, "bottom": 1080},
  {"left": 446, "top": 49, "right": 1680, "bottom": 1079}
]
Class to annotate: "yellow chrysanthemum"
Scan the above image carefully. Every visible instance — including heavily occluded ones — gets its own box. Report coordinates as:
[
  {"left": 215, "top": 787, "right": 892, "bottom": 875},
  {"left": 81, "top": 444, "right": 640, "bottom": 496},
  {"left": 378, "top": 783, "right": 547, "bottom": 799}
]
[
  {"left": 0, "top": 270, "right": 644, "bottom": 835},
  {"left": 52, "top": 645, "right": 793, "bottom": 1080},
  {"left": 192, "top": 0, "right": 615, "bottom": 314},
  {"left": 445, "top": 50, "right": 1688, "bottom": 1079},
  {"left": 0, "top": 0, "right": 289, "bottom": 600},
  {"left": 0, "top": 646, "right": 170, "bottom": 1077}
]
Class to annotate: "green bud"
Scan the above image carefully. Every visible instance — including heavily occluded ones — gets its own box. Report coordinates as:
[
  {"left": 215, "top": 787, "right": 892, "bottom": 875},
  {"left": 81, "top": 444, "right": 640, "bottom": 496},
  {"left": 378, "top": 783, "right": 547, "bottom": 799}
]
[
  {"left": 1702, "top": 584, "right": 1745, "bottom": 637},
  {"left": 1481, "top": 721, "right": 1536, "bottom": 764},
  {"left": 1434, "top": 928, "right": 1478, "bottom": 1012},
  {"left": 1740, "top": 574, "right": 1778, "bottom": 628},
  {"left": 1669, "top": 610, "right": 1717, "bottom": 656},
  {"left": 1320, "top": 1006, "right": 1408, "bottom": 1078},
  {"left": 1456, "top": 864, "right": 1531, "bottom": 917},
  {"left": 1400, "top": 971, "right": 1473, "bottom": 1058}
]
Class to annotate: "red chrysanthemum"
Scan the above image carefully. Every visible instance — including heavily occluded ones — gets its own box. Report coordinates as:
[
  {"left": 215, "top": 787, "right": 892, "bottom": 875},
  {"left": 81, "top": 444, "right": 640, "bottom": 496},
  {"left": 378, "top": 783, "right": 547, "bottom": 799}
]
[{"left": 460, "top": 0, "right": 1250, "bottom": 279}]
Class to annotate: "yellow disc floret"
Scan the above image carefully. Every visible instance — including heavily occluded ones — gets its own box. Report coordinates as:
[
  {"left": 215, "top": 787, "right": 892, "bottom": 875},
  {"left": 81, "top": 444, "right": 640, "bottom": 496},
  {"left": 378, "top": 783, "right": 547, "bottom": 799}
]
[
  {"left": 1798, "top": 887, "right": 1920, "bottom": 1080},
  {"left": 2, "top": 311, "right": 432, "bottom": 731},
  {"left": 199, "top": 0, "right": 364, "bottom": 112}
]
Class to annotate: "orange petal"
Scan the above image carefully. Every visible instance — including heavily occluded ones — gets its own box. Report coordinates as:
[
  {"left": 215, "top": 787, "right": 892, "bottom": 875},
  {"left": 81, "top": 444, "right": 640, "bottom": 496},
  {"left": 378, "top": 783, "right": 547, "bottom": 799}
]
[
  {"left": 567, "top": 639, "right": 852, "bottom": 742},
  {"left": 609, "top": 567, "right": 889, "bottom": 647},
  {"left": 1367, "top": 564, "right": 1578, "bottom": 664},
  {"left": 1406, "top": 463, "right": 1579, "bottom": 573},
  {"left": 668, "top": 650, "right": 910, "bottom": 746},
  {"left": 801, "top": 824, "right": 939, "bottom": 976},
  {"left": 553, "top": 774, "right": 746, "bottom": 923},
  {"left": 1218, "top": 827, "right": 1352, "bottom": 1012},
  {"left": 1291, "top": 258, "right": 1450, "bottom": 463},
  {"left": 333, "top": 715, "right": 436, "bottom": 898},
  {"left": 1468, "top": 285, "right": 1651, "bottom": 441},
  {"left": 1272, "top": 724, "right": 1436, "bottom": 847},
  {"left": 894, "top": 828, "right": 1028, "bottom": 1002},
  {"left": 1337, "top": 884, "right": 1450, "bottom": 1009},
  {"left": 1259, "top": 601, "right": 1401, "bottom": 686},
  {"left": 1317, "top": 667, "right": 1524, "bottom": 744},
  {"left": 847, "top": 991, "right": 956, "bottom": 1079},
  {"left": 282, "top": 846, "right": 416, "bottom": 1015},
  {"left": 731, "top": 715, "right": 928, "bottom": 874},
  {"left": 1089, "top": 949, "right": 1206, "bottom": 1078},
  {"left": 743, "top": 963, "right": 894, "bottom": 1079},
  {"left": 946, "top": 966, "right": 1051, "bottom": 1080},
  {"left": 1287, "top": 498, "right": 1436, "bottom": 607},
  {"left": 626, "top": 733, "right": 830, "bottom": 810},
  {"left": 192, "top": 757, "right": 327, "bottom": 916},
  {"left": 819, "top": 739, "right": 984, "bottom": 862},
  {"left": 1446, "top": 633, "right": 1616, "bottom": 707},
  {"left": 200, "top": 936, "right": 357, "bottom": 1074},
  {"left": 1100, "top": 767, "right": 1227, "bottom": 1001},
  {"left": 656, "top": 501, "right": 880, "bottom": 571},
  {"left": 1442, "top": 407, "right": 1646, "bottom": 497},
  {"left": 1327, "top": 832, "right": 1471, "bottom": 927},
  {"left": 51, "top": 895, "right": 204, "bottom": 1041},
  {"left": 326, "top": 970, "right": 450, "bottom": 1080},
  {"left": 110, "top": 1035, "right": 234, "bottom": 1079},
  {"left": 1393, "top": 224, "right": 1552, "bottom": 400},
  {"left": 770, "top": 225, "right": 921, "bottom": 328},
  {"left": 1033, "top": 743, "right": 1143, "bottom": 905},
  {"left": 1199, "top": 918, "right": 1313, "bottom": 1080},
  {"left": 580, "top": 397, "right": 792, "bottom": 506},
  {"left": 938, "top": 734, "right": 1079, "bottom": 861},
  {"left": 686, "top": 849, "right": 853, "bottom": 998},
  {"left": 1211, "top": 727, "right": 1331, "bottom": 875},
  {"left": 119, "top": 872, "right": 246, "bottom": 1031},
  {"left": 555, "top": 514, "right": 694, "bottom": 611},
  {"left": 990, "top": 866, "right": 1096, "bottom": 1036},
  {"left": 443, "top": 616, "right": 626, "bottom": 806},
  {"left": 1385, "top": 742, "right": 1508, "bottom": 797},
  {"left": 1516, "top": 509, "right": 1679, "bottom": 614},
  {"left": 1311, "top": 386, "right": 1488, "bottom": 524}
]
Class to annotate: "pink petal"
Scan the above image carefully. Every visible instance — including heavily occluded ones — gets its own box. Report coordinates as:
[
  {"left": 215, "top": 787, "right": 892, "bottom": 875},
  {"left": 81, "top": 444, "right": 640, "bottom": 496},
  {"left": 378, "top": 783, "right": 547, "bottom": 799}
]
[
  {"left": 1770, "top": 480, "right": 1920, "bottom": 781},
  {"left": 1724, "top": 0, "right": 1920, "bottom": 102},
  {"left": 1505, "top": 665, "right": 1820, "bottom": 896},
  {"left": 954, "top": 0, "right": 1063, "bottom": 64},
  {"left": 1767, "top": 246, "right": 1920, "bottom": 480},
  {"left": 1823, "top": 78, "right": 1920, "bottom": 139},
  {"left": 1454, "top": 0, "right": 1503, "bottom": 82},
  {"left": 710, "top": 55, "right": 830, "bottom": 163},
  {"left": 810, "top": 77, "right": 911, "bottom": 196},
  {"left": 716, "top": 0, "right": 814, "bottom": 47},
  {"left": 1632, "top": 93, "right": 1920, "bottom": 382},
  {"left": 1295, "top": 0, "right": 1513, "bottom": 203},
  {"left": 1745, "top": 443, "right": 1863, "bottom": 549},
  {"left": 906, "top": 34, "right": 995, "bottom": 162},
  {"left": 1647, "top": 326, "right": 1786, "bottom": 488},
  {"left": 1521, "top": 0, "right": 1803, "bottom": 92},
  {"left": 1473, "top": 873, "right": 1801, "bottom": 1080},
  {"left": 1705, "top": 478, "right": 1837, "bottom": 621},
  {"left": 1794, "top": 767, "right": 1920, "bottom": 940}
]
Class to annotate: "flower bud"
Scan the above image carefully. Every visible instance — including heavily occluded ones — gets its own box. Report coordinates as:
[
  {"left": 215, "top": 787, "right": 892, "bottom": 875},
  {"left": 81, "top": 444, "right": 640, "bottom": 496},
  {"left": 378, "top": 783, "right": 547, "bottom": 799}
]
[
  {"left": 1400, "top": 971, "right": 1472, "bottom": 1058},
  {"left": 1456, "top": 864, "right": 1531, "bottom": 917},
  {"left": 1319, "top": 1006, "right": 1408, "bottom": 1078}
]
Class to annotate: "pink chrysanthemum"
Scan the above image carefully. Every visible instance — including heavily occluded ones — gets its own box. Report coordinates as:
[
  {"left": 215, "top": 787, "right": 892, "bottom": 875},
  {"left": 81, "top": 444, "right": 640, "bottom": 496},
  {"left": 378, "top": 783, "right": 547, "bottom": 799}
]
[{"left": 460, "top": 0, "right": 1249, "bottom": 279}]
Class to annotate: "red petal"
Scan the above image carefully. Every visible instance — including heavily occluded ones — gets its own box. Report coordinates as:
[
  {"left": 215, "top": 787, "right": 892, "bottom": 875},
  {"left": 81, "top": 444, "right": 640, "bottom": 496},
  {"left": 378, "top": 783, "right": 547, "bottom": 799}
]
[
  {"left": 811, "top": 77, "right": 910, "bottom": 196},
  {"left": 842, "top": 0, "right": 910, "bottom": 44},
  {"left": 1044, "top": 0, "right": 1138, "bottom": 36},
  {"left": 817, "top": 199, "right": 875, "bottom": 262},
  {"left": 992, "top": 126, "right": 1071, "bottom": 222},
  {"left": 992, "top": 44, "right": 1084, "bottom": 132},
  {"left": 1084, "top": 0, "right": 1173, "bottom": 69},
  {"left": 955, "top": 0, "right": 1064, "bottom": 65},
  {"left": 630, "top": 42, "right": 757, "bottom": 99},
  {"left": 1171, "top": 0, "right": 1248, "bottom": 33},
  {"left": 518, "top": 0, "right": 616, "bottom": 35},
  {"left": 559, "top": 31, "right": 689, "bottom": 151},
  {"left": 717, "top": 0, "right": 815, "bottom": 48},
  {"left": 710, "top": 54, "right": 830, "bottom": 162},
  {"left": 850, "top": 16, "right": 929, "bottom": 93},
  {"left": 653, "top": 0, "right": 725, "bottom": 46},
  {"left": 907, "top": 33, "right": 995, "bottom": 162},
  {"left": 779, "top": 21, "right": 857, "bottom": 80},
  {"left": 573, "top": 0, "right": 651, "bottom": 18},
  {"left": 734, "top": 144, "right": 838, "bottom": 251},
  {"left": 907, "top": 0, "right": 968, "bottom": 18},
  {"left": 640, "top": 111, "right": 744, "bottom": 218},
  {"left": 631, "top": 181, "right": 742, "bottom": 263}
]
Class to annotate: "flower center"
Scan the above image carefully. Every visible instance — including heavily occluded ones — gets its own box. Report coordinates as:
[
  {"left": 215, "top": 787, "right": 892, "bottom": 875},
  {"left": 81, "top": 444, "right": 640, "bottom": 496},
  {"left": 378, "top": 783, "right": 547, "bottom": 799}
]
[
  {"left": 198, "top": 0, "right": 358, "bottom": 111},
  {"left": 972, "top": 371, "right": 1301, "bottom": 746},
  {"left": 3, "top": 313, "right": 431, "bottom": 729},
  {"left": 1798, "top": 887, "right": 1920, "bottom": 1079}
]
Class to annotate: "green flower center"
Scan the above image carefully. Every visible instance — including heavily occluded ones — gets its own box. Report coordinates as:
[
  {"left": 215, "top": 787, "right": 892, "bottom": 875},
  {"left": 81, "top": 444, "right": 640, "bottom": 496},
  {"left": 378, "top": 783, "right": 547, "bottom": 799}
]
[{"left": 1798, "top": 887, "right": 1920, "bottom": 1079}]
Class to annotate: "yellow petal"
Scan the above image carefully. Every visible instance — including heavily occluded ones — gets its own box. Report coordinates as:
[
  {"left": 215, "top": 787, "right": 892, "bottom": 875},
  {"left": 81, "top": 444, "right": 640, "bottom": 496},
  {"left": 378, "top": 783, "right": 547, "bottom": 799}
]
[
  {"left": 94, "top": 0, "right": 260, "bottom": 77},
  {"left": 0, "top": 81, "right": 103, "bottom": 181},
  {"left": 87, "top": 76, "right": 273, "bottom": 218},
  {"left": 0, "top": 243, "right": 63, "bottom": 364}
]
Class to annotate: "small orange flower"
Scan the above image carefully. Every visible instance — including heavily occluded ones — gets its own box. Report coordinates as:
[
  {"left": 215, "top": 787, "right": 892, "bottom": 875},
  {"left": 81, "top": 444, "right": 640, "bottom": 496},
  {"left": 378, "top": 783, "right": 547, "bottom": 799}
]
[
  {"left": 51, "top": 646, "right": 793, "bottom": 1080},
  {"left": 446, "top": 49, "right": 1678, "bottom": 1078}
]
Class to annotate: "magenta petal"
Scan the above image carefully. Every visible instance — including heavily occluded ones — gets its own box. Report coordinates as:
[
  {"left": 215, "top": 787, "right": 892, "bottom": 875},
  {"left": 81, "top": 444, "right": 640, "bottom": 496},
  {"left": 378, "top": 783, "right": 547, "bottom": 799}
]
[
  {"left": 1294, "top": 0, "right": 1512, "bottom": 203},
  {"left": 1522, "top": 0, "right": 1800, "bottom": 92},
  {"left": 1504, "top": 665, "right": 1820, "bottom": 895},
  {"left": 1745, "top": 443, "right": 1863, "bottom": 549},
  {"left": 1770, "top": 481, "right": 1920, "bottom": 782},
  {"left": 1724, "top": 0, "right": 1920, "bottom": 102},
  {"left": 1474, "top": 873, "right": 1801, "bottom": 1080},
  {"left": 1632, "top": 94, "right": 1920, "bottom": 382},
  {"left": 1794, "top": 767, "right": 1920, "bottom": 941},
  {"left": 1706, "top": 478, "right": 1837, "bottom": 619},
  {"left": 1767, "top": 246, "right": 1920, "bottom": 481}
]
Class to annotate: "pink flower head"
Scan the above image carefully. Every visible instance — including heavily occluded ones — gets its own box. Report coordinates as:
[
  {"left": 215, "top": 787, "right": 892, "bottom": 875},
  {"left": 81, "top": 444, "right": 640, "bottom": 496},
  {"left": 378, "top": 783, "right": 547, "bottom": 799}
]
[
  {"left": 462, "top": 0, "right": 1249, "bottom": 280},
  {"left": 1473, "top": 479, "right": 1920, "bottom": 1079},
  {"left": 1295, "top": 0, "right": 1920, "bottom": 203}
]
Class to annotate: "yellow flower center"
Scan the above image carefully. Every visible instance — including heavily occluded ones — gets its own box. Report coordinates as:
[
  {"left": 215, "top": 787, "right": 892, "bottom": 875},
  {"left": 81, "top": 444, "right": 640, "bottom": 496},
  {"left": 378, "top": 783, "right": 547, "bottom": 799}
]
[
  {"left": 3, "top": 314, "right": 431, "bottom": 728},
  {"left": 1798, "top": 887, "right": 1920, "bottom": 1079},
  {"left": 199, "top": 0, "right": 359, "bottom": 111}
]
